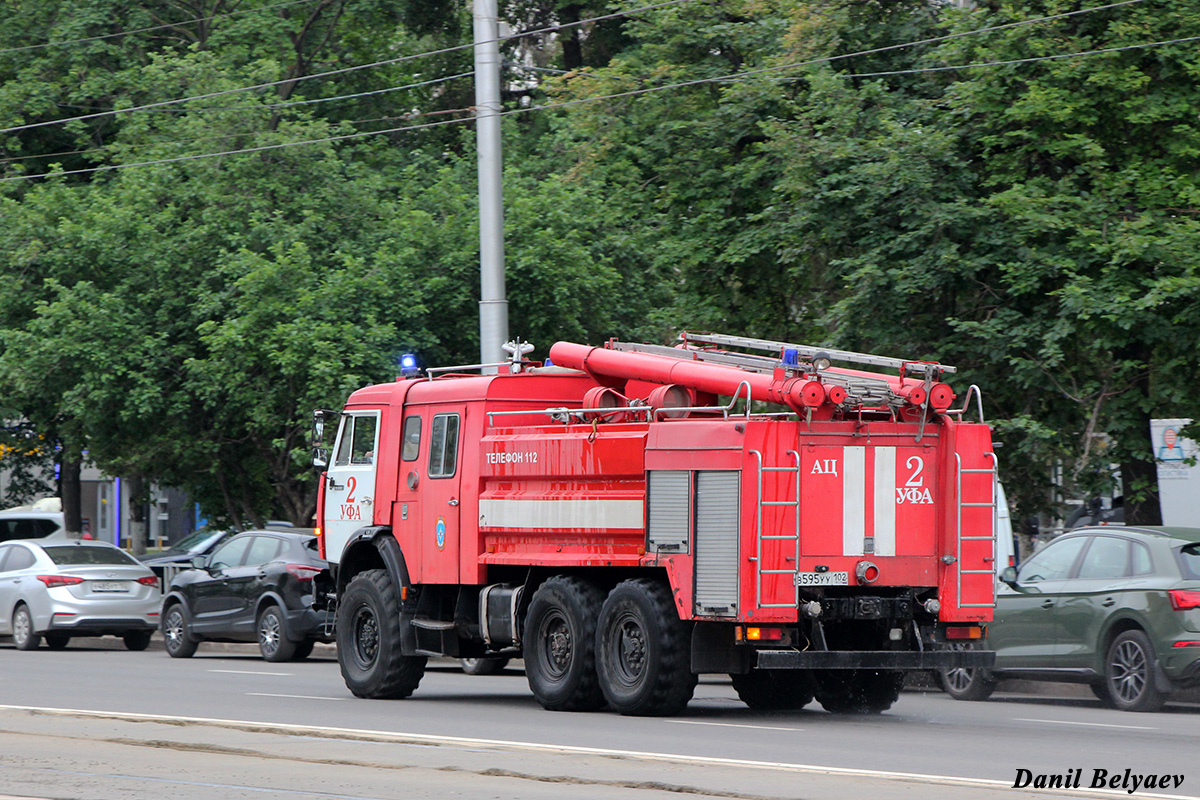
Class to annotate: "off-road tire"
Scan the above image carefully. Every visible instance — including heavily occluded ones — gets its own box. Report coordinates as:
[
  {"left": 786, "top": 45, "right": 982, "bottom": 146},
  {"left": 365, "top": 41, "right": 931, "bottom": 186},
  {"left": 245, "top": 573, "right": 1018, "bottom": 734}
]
[
  {"left": 595, "top": 578, "right": 698, "bottom": 716},
  {"left": 162, "top": 602, "right": 199, "bottom": 658},
  {"left": 815, "top": 669, "right": 905, "bottom": 714},
  {"left": 337, "top": 569, "right": 426, "bottom": 699},
  {"left": 731, "top": 669, "right": 815, "bottom": 710},
  {"left": 12, "top": 605, "right": 41, "bottom": 651},
  {"left": 524, "top": 575, "right": 605, "bottom": 712},
  {"left": 462, "top": 657, "right": 510, "bottom": 675},
  {"left": 258, "top": 605, "right": 297, "bottom": 662},
  {"left": 1106, "top": 630, "right": 1166, "bottom": 712},
  {"left": 123, "top": 630, "right": 153, "bottom": 651},
  {"left": 45, "top": 634, "right": 70, "bottom": 650}
]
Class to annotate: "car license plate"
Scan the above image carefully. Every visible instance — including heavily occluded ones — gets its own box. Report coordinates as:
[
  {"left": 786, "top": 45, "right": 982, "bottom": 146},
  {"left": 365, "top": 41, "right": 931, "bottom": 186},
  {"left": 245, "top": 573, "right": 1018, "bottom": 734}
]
[
  {"left": 92, "top": 581, "right": 129, "bottom": 593},
  {"left": 795, "top": 571, "right": 849, "bottom": 587}
]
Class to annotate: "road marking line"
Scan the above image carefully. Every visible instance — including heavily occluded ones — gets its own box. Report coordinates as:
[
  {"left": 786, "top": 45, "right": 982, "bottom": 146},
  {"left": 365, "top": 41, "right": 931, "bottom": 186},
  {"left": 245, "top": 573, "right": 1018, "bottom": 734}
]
[
  {"left": 666, "top": 720, "right": 803, "bottom": 732},
  {"left": 246, "top": 693, "right": 345, "bottom": 701},
  {"left": 1015, "top": 717, "right": 1157, "bottom": 731},
  {"left": 209, "top": 669, "right": 293, "bottom": 676},
  {"left": 0, "top": 704, "right": 1194, "bottom": 800}
]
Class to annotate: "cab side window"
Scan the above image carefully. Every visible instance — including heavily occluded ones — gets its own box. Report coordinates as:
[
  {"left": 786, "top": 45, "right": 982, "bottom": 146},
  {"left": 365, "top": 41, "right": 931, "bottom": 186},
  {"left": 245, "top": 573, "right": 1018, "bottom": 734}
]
[
  {"left": 428, "top": 414, "right": 460, "bottom": 478},
  {"left": 334, "top": 415, "right": 378, "bottom": 467},
  {"left": 401, "top": 416, "right": 422, "bottom": 462}
]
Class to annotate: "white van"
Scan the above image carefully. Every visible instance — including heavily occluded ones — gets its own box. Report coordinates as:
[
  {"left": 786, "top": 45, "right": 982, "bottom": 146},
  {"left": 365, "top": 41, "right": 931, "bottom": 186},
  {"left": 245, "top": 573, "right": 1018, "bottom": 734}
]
[{"left": 0, "top": 498, "right": 70, "bottom": 543}]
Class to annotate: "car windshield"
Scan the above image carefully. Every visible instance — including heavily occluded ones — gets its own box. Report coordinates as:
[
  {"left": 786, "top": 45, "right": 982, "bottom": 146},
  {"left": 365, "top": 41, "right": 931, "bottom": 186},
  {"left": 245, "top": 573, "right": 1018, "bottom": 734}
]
[
  {"left": 44, "top": 546, "right": 140, "bottom": 566},
  {"left": 159, "top": 528, "right": 226, "bottom": 556}
]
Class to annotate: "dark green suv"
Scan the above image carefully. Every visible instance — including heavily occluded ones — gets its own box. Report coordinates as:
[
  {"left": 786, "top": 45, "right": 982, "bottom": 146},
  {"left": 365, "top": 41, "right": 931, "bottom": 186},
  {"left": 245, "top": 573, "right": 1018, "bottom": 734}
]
[{"left": 941, "top": 526, "right": 1200, "bottom": 712}]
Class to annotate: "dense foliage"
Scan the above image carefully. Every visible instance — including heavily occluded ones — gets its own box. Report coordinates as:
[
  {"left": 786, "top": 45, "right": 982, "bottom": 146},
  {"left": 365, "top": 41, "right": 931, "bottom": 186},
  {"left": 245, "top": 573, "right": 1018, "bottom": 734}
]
[{"left": 1, "top": 0, "right": 1196, "bottom": 528}]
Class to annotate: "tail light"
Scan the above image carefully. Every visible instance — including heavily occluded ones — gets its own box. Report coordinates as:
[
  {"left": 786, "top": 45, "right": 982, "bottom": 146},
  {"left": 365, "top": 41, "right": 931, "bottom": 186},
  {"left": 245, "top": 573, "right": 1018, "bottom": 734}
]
[
  {"left": 286, "top": 564, "right": 322, "bottom": 582},
  {"left": 137, "top": 576, "right": 160, "bottom": 589},
  {"left": 1169, "top": 589, "right": 1200, "bottom": 610},
  {"left": 38, "top": 575, "right": 85, "bottom": 587},
  {"left": 945, "top": 625, "right": 984, "bottom": 640}
]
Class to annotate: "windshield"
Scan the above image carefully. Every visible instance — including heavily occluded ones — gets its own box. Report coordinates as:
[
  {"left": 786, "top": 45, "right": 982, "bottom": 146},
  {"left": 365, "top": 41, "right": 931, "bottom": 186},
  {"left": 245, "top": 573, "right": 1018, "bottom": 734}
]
[
  {"left": 161, "top": 528, "right": 227, "bottom": 555},
  {"left": 45, "top": 546, "right": 140, "bottom": 566}
]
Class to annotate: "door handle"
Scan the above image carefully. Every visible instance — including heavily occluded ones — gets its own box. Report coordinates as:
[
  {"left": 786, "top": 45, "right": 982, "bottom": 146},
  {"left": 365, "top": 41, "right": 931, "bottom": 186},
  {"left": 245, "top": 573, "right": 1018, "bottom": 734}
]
[
  {"left": 1041, "top": 600, "right": 1054, "bottom": 609},
  {"left": 328, "top": 478, "right": 344, "bottom": 490},
  {"left": 1102, "top": 598, "right": 1115, "bottom": 607},
  {"left": 448, "top": 498, "right": 459, "bottom": 506}
]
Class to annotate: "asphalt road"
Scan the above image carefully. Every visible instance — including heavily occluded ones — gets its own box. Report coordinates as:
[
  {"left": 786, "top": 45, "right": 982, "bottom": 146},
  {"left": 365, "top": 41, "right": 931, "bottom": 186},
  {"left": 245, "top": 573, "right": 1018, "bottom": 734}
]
[{"left": 0, "top": 637, "right": 1197, "bottom": 800}]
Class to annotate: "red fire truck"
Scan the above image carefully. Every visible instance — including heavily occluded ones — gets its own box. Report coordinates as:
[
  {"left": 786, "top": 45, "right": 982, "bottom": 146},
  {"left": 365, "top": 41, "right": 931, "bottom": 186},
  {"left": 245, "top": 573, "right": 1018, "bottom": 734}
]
[{"left": 312, "top": 332, "right": 997, "bottom": 716}]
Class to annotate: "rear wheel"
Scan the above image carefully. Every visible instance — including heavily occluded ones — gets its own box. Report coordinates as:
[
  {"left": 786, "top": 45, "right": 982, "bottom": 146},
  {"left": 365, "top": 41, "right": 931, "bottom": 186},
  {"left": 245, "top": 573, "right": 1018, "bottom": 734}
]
[
  {"left": 731, "top": 670, "right": 815, "bottom": 710},
  {"left": 123, "top": 630, "right": 153, "bottom": 651},
  {"left": 1106, "top": 630, "right": 1166, "bottom": 712},
  {"left": 162, "top": 603, "right": 198, "bottom": 658},
  {"left": 595, "top": 579, "right": 697, "bottom": 716},
  {"left": 337, "top": 569, "right": 426, "bottom": 698},
  {"left": 258, "top": 605, "right": 297, "bottom": 662},
  {"left": 524, "top": 576, "right": 605, "bottom": 712},
  {"left": 814, "top": 669, "right": 905, "bottom": 714},
  {"left": 462, "top": 657, "right": 510, "bottom": 675},
  {"left": 292, "top": 639, "right": 316, "bottom": 661},
  {"left": 12, "top": 605, "right": 41, "bottom": 651},
  {"left": 45, "top": 634, "right": 70, "bottom": 650}
]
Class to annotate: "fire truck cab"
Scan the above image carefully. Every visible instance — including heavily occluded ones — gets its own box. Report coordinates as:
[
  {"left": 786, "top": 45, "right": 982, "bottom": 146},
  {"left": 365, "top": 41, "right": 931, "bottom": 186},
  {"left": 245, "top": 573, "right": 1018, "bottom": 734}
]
[{"left": 314, "top": 333, "right": 997, "bottom": 716}]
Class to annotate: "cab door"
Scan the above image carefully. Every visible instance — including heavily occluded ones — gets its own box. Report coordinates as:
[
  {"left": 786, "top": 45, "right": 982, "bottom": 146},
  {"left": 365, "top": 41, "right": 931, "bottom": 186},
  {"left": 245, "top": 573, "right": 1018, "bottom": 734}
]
[
  {"left": 416, "top": 408, "right": 464, "bottom": 583},
  {"left": 324, "top": 411, "right": 380, "bottom": 562}
]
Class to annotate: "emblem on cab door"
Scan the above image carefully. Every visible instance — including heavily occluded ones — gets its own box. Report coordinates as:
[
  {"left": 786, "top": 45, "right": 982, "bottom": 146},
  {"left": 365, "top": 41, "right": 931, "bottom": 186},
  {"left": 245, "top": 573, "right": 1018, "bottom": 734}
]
[{"left": 436, "top": 516, "right": 446, "bottom": 550}]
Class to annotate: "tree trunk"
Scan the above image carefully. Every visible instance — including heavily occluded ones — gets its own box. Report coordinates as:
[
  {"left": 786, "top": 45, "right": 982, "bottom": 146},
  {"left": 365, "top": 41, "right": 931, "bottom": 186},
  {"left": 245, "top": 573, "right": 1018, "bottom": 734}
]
[
  {"left": 127, "top": 475, "right": 148, "bottom": 555},
  {"left": 59, "top": 456, "right": 83, "bottom": 538}
]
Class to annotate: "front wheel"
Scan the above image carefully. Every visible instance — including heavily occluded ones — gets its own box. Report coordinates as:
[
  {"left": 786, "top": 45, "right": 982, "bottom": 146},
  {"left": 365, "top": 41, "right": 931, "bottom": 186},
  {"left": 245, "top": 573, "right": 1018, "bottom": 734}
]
[
  {"left": 45, "top": 634, "right": 70, "bottom": 650},
  {"left": 337, "top": 569, "right": 426, "bottom": 699},
  {"left": 938, "top": 643, "right": 996, "bottom": 702},
  {"left": 258, "top": 605, "right": 297, "bottom": 663},
  {"left": 1106, "top": 630, "right": 1166, "bottom": 712},
  {"left": 162, "top": 603, "right": 198, "bottom": 658},
  {"left": 12, "top": 605, "right": 41, "bottom": 651},
  {"left": 595, "top": 578, "right": 697, "bottom": 716}
]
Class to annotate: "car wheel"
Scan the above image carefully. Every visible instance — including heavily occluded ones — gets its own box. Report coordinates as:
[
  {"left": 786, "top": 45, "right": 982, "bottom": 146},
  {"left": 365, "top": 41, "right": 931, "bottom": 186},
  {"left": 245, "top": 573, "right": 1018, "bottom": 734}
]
[
  {"left": 731, "top": 669, "right": 815, "bottom": 710},
  {"left": 524, "top": 575, "right": 605, "bottom": 712},
  {"left": 12, "top": 605, "right": 41, "bottom": 651},
  {"left": 162, "top": 603, "right": 199, "bottom": 658},
  {"left": 44, "top": 634, "right": 70, "bottom": 650},
  {"left": 938, "top": 643, "right": 997, "bottom": 702},
  {"left": 123, "top": 630, "right": 153, "bottom": 651},
  {"left": 1106, "top": 629, "right": 1166, "bottom": 712},
  {"left": 337, "top": 569, "right": 426, "bottom": 698},
  {"left": 292, "top": 639, "right": 316, "bottom": 661},
  {"left": 461, "top": 657, "right": 510, "bottom": 675},
  {"left": 1090, "top": 681, "right": 1117, "bottom": 708},
  {"left": 258, "top": 605, "right": 297, "bottom": 663}
]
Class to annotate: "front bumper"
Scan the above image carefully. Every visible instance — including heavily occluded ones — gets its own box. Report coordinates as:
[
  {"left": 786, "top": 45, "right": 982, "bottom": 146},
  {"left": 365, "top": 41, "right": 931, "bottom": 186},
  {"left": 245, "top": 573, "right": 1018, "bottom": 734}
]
[{"left": 755, "top": 649, "right": 996, "bottom": 670}]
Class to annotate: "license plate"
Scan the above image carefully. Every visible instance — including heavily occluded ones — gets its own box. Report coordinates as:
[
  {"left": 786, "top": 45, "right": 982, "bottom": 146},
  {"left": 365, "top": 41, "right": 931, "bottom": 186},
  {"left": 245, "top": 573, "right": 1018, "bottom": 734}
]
[
  {"left": 795, "top": 571, "right": 849, "bottom": 587},
  {"left": 92, "top": 581, "right": 129, "bottom": 593}
]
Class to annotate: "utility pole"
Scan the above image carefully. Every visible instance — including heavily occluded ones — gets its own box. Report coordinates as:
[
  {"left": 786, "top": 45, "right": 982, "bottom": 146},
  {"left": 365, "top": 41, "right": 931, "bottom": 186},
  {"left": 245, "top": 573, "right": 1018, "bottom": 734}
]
[{"left": 474, "top": 0, "right": 508, "bottom": 368}]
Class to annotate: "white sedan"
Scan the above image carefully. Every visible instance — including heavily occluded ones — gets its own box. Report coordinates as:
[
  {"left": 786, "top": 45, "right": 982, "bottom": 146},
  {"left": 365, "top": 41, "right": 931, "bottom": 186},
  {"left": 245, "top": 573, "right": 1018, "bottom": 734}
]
[{"left": 0, "top": 539, "right": 161, "bottom": 650}]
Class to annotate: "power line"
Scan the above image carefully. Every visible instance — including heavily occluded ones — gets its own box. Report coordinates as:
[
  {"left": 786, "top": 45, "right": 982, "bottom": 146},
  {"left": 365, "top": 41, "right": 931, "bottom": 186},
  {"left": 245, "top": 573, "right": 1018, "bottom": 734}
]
[
  {"left": 0, "top": 0, "right": 320, "bottom": 56},
  {"left": 0, "top": 0, "right": 702, "bottom": 136},
  {"left": 0, "top": 0, "right": 1174, "bottom": 185}
]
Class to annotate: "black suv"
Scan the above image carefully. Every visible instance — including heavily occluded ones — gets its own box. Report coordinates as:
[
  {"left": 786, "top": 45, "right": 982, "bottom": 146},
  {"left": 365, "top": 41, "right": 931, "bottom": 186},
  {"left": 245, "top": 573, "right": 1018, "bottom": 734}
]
[{"left": 161, "top": 529, "right": 333, "bottom": 662}]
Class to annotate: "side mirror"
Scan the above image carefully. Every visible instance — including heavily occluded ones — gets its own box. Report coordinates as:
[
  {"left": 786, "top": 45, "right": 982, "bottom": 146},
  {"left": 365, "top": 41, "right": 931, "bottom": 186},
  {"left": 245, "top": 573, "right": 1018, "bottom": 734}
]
[
  {"left": 312, "top": 447, "right": 329, "bottom": 469},
  {"left": 191, "top": 555, "right": 209, "bottom": 570},
  {"left": 311, "top": 409, "right": 338, "bottom": 469},
  {"left": 1000, "top": 566, "right": 1018, "bottom": 586}
]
